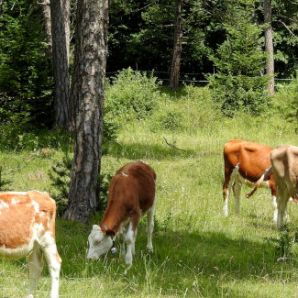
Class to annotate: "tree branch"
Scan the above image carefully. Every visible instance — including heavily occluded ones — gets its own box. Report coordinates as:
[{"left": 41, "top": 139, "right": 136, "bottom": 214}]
[{"left": 276, "top": 20, "right": 296, "bottom": 37}]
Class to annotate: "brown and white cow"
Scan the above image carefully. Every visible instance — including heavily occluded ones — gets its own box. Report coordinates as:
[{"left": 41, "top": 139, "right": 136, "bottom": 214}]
[
  {"left": 87, "top": 161, "right": 156, "bottom": 267},
  {"left": 0, "top": 191, "right": 61, "bottom": 298},
  {"left": 223, "top": 139, "right": 277, "bottom": 220},
  {"left": 270, "top": 145, "right": 298, "bottom": 229}
]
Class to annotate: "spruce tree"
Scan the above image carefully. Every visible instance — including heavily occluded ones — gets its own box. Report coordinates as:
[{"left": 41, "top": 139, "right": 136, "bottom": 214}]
[{"left": 208, "top": 2, "right": 269, "bottom": 116}]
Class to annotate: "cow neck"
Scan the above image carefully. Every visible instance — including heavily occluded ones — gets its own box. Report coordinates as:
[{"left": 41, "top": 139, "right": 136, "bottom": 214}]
[{"left": 100, "top": 205, "right": 127, "bottom": 236}]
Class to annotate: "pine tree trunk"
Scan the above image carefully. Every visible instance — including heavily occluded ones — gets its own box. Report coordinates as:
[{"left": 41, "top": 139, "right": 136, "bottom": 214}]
[
  {"left": 50, "top": 0, "right": 70, "bottom": 128},
  {"left": 169, "top": 0, "right": 183, "bottom": 90},
  {"left": 40, "top": 0, "right": 52, "bottom": 54},
  {"left": 264, "top": 0, "right": 274, "bottom": 96},
  {"left": 63, "top": 0, "right": 108, "bottom": 223}
]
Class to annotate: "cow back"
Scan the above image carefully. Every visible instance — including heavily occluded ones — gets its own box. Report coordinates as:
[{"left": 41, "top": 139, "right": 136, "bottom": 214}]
[{"left": 224, "top": 139, "right": 272, "bottom": 182}]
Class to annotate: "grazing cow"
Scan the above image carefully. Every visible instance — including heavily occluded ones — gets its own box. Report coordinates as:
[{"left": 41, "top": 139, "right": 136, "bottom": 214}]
[
  {"left": 270, "top": 145, "right": 298, "bottom": 229},
  {"left": 87, "top": 161, "right": 156, "bottom": 266},
  {"left": 223, "top": 139, "right": 277, "bottom": 220},
  {"left": 0, "top": 191, "right": 61, "bottom": 298}
]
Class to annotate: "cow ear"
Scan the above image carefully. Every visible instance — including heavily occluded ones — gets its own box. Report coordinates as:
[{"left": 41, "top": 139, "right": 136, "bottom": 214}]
[{"left": 92, "top": 225, "right": 100, "bottom": 231}]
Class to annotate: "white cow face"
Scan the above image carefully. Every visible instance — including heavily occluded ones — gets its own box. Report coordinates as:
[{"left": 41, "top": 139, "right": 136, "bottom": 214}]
[{"left": 86, "top": 225, "right": 113, "bottom": 260}]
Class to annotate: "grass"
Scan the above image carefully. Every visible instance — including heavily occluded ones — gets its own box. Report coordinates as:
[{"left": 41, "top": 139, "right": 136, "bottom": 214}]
[{"left": 1, "top": 86, "right": 298, "bottom": 297}]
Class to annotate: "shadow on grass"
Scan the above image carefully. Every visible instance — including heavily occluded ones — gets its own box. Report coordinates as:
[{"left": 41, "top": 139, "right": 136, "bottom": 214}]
[
  {"left": 107, "top": 142, "right": 219, "bottom": 160},
  {"left": 55, "top": 219, "right": 297, "bottom": 297}
]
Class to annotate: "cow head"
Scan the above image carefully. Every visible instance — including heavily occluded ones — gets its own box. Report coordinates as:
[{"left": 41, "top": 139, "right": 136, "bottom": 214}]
[{"left": 86, "top": 225, "right": 113, "bottom": 260}]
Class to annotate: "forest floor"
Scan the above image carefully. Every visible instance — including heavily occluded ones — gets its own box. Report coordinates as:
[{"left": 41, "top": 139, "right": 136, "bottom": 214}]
[{"left": 1, "top": 87, "right": 298, "bottom": 297}]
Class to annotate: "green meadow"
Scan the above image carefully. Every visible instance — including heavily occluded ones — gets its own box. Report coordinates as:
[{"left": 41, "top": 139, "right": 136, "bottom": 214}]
[{"left": 0, "top": 86, "right": 298, "bottom": 298}]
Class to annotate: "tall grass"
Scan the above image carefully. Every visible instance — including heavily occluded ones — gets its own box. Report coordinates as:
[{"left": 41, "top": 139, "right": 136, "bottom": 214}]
[{"left": 0, "top": 85, "right": 298, "bottom": 297}]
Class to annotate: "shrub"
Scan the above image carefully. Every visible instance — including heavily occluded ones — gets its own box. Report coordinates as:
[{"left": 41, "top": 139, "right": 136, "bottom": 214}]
[
  {"left": 106, "top": 68, "right": 161, "bottom": 122},
  {"left": 49, "top": 152, "right": 112, "bottom": 215},
  {"left": 155, "top": 110, "right": 183, "bottom": 131},
  {"left": 0, "top": 126, "right": 72, "bottom": 151},
  {"left": 270, "top": 75, "right": 298, "bottom": 132}
]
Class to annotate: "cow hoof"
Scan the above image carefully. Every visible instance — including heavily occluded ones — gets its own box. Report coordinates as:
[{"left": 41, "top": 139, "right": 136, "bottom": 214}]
[{"left": 146, "top": 246, "right": 153, "bottom": 254}]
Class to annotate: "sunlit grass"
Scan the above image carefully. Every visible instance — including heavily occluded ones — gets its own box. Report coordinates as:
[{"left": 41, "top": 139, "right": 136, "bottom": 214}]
[{"left": 0, "top": 87, "right": 298, "bottom": 297}]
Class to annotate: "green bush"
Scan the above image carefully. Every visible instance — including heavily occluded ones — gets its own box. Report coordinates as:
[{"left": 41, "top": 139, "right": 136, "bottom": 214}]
[
  {"left": 273, "top": 78, "right": 298, "bottom": 124},
  {"left": 209, "top": 74, "right": 269, "bottom": 117},
  {"left": 49, "top": 152, "right": 112, "bottom": 215},
  {"left": 0, "top": 126, "right": 72, "bottom": 151},
  {"left": 150, "top": 85, "right": 222, "bottom": 133},
  {"left": 156, "top": 110, "right": 183, "bottom": 131},
  {"left": 106, "top": 68, "right": 161, "bottom": 122}
]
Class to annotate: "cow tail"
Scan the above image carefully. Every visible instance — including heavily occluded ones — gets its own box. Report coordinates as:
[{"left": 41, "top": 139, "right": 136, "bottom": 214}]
[{"left": 246, "top": 167, "right": 272, "bottom": 198}]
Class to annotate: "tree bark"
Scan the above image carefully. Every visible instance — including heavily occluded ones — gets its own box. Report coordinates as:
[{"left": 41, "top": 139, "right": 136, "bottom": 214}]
[
  {"left": 50, "top": 0, "right": 71, "bottom": 128},
  {"left": 169, "top": 0, "right": 183, "bottom": 90},
  {"left": 39, "top": 0, "right": 52, "bottom": 54},
  {"left": 63, "top": 0, "right": 108, "bottom": 223},
  {"left": 264, "top": 0, "right": 274, "bottom": 96}
]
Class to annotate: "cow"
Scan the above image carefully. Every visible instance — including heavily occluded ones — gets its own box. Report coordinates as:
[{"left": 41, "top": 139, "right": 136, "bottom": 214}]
[
  {"left": 270, "top": 145, "right": 298, "bottom": 229},
  {"left": 87, "top": 161, "right": 156, "bottom": 267},
  {"left": 223, "top": 139, "right": 277, "bottom": 220},
  {"left": 0, "top": 191, "right": 61, "bottom": 298}
]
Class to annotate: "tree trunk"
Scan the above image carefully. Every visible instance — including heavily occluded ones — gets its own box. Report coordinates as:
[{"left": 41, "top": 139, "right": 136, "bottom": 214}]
[
  {"left": 264, "top": 0, "right": 274, "bottom": 96},
  {"left": 40, "top": 0, "right": 52, "bottom": 54},
  {"left": 50, "top": 0, "right": 71, "bottom": 128},
  {"left": 169, "top": 0, "right": 183, "bottom": 90},
  {"left": 63, "top": 0, "right": 108, "bottom": 223}
]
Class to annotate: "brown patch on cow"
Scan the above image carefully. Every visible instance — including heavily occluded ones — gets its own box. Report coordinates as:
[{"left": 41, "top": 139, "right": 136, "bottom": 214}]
[
  {"left": 28, "top": 191, "right": 57, "bottom": 237},
  {"left": 100, "top": 161, "right": 156, "bottom": 234},
  {"left": 0, "top": 193, "right": 30, "bottom": 204},
  {"left": 0, "top": 195, "right": 34, "bottom": 249},
  {"left": 223, "top": 139, "right": 276, "bottom": 198},
  {"left": 0, "top": 191, "right": 57, "bottom": 249}
]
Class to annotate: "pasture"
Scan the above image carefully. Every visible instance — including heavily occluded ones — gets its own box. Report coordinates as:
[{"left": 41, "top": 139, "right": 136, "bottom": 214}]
[{"left": 0, "top": 86, "right": 297, "bottom": 297}]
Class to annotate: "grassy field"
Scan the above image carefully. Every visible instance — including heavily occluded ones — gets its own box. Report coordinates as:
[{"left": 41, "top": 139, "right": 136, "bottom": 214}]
[{"left": 1, "top": 87, "right": 298, "bottom": 297}]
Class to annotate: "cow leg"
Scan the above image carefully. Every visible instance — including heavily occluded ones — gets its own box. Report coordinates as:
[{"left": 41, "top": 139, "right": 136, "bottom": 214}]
[
  {"left": 146, "top": 205, "right": 155, "bottom": 253},
  {"left": 132, "top": 227, "right": 137, "bottom": 255},
  {"left": 277, "top": 189, "right": 289, "bottom": 229},
  {"left": 232, "top": 174, "right": 242, "bottom": 215},
  {"left": 124, "top": 221, "right": 138, "bottom": 266},
  {"left": 272, "top": 195, "right": 278, "bottom": 223},
  {"left": 27, "top": 244, "right": 44, "bottom": 298},
  {"left": 223, "top": 166, "right": 234, "bottom": 217},
  {"left": 41, "top": 237, "right": 61, "bottom": 298}
]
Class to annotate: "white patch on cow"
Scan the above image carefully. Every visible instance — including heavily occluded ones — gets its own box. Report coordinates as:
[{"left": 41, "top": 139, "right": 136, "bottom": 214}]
[
  {"left": 121, "top": 172, "right": 128, "bottom": 177},
  {"left": 36, "top": 231, "right": 61, "bottom": 298},
  {"left": 0, "top": 201, "right": 9, "bottom": 209},
  {"left": 0, "top": 239, "right": 35, "bottom": 258},
  {"left": 223, "top": 190, "right": 229, "bottom": 217},
  {"left": 31, "top": 200, "right": 40, "bottom": 213},
  {"left": 146, "top": 206, "right": 155, "bottom": 252},
  {"left": 223, "top": 165, "right": 239, "bottom": 217},
  {"left": 124, "top": 222, "right": 134, "bottom": 266},
  {"left": 0, "top": 192, "right": 61, "bottom": 298},
  {"left": 272, "top": 195, "right": 278, "bottom": 223},
  {"left": 86, "top": 225, "right": 113, "bottom": 260},
  {"left": 11, "top": 198, "right": 20, "bottom": 205},
  {"left": 0, "top": 222, "right": 46, "bottom": 258}
]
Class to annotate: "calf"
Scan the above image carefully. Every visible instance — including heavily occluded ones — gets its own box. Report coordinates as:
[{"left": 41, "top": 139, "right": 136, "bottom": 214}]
[
  {"left": 271, "top": 145, "right": 298, "bottom": 228},
  {"left": 223, "top": 139, "right": 277, "bottom": 220},
  {"left": 87, "top": 161, "right": 156, "bottom": 266},
  {"left": 0, "top": 191, "right": 61, "bottom": 298}
]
